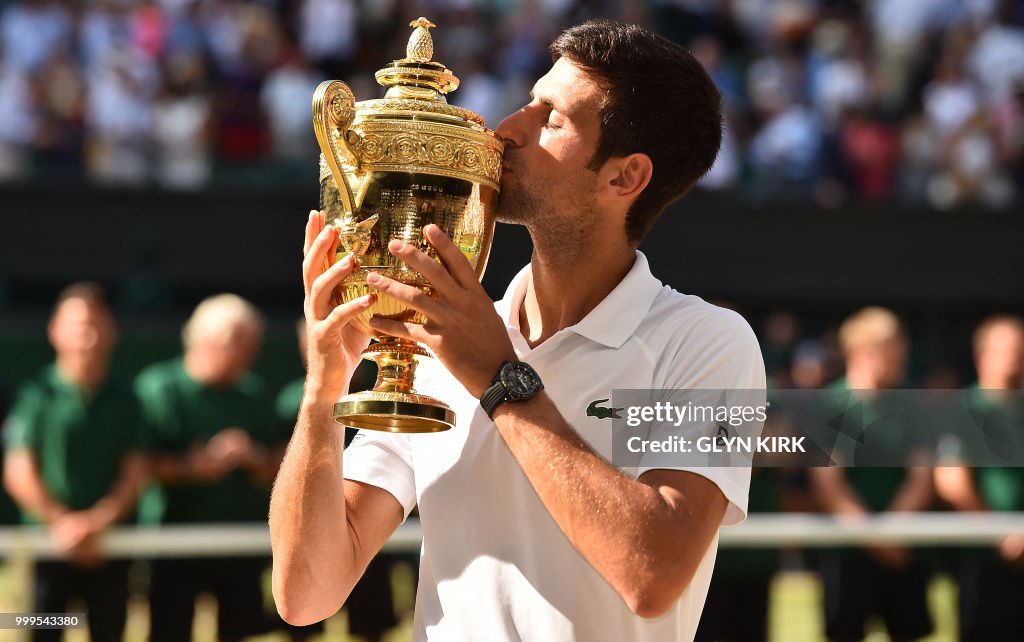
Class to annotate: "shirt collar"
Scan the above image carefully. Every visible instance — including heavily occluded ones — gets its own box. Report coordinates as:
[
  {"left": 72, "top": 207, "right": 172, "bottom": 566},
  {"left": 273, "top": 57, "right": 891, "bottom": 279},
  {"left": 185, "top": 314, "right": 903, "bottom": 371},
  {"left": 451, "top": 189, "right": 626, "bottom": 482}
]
[{"left": 495, "top": 250, "right": 664, "bottom": 350}]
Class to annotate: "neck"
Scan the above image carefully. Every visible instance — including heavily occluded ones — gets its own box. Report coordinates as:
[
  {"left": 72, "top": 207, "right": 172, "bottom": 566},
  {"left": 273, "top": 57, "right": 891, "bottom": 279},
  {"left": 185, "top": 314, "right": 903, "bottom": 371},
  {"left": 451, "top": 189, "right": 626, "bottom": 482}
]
[
  {"left": 978, "top": 372, "right": 1022, "bottom": 390},
  {"left": 55, "top": 355, "right": 107, "bottom": 393},
  {"left": 518, "top": 230, "right": 635, "bottom": 349},
  {"left": 184, "top": 350, "right": 216, "bottom": 387}
]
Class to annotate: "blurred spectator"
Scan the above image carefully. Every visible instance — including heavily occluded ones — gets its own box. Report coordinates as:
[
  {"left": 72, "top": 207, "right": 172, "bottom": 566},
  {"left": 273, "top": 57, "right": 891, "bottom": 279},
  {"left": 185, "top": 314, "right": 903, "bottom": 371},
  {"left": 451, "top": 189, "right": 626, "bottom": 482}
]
[
  {"left": 934, "top": 314, "right": 1024, "bottom": 642},
  {"left": 152, "top": 50, "right": 212, "bottom": 189},
  {"left": 275, "top": 321, "right": 397, "bottom": 641},
  {"left": 967, "top": 2, "right": 1024, "bottom": 102},
  {"left": 761, "top": 310, "right": 800, "bottom": 387},
  {"left": 694, "top": 468, "right": 782, "bottom": 642},
  {"left": 810, "top": 307, "right": 934, "bottom": 642},
  {"left": 298, "top": 0, "right": 356, "bottom": 78},
  {"left": 0, "top": 0, "right": 72, "bottom": 75},
  {"left": 1, "top": 283, "right": 148, "bottom": 642},
  {"left": 135, "top": 294, "right": 288, "bottom": 642},
  {"left": 0, "top": 381, "right": 17, "bottom": 526},
  {"left": 0, "top": 62, "right": 37, "bottom": 180},
  {"left": 261, "top": 47, "right": 319, "bottom": 164},
  {"left": 84, "top": 45, "right": 157, "bottom": 185},
  {"left": 0, "top": 0, "right": 1022, "bottom": 208}
]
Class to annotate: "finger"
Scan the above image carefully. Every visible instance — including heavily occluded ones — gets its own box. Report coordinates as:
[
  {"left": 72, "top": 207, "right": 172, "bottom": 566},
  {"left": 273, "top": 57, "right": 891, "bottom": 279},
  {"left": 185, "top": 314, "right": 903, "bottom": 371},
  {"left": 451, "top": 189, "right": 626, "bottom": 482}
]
[
  {"left": 366, "top": 272, "right": 442, "bottom": 318},
  {"left": 424, "top": 224, "right": 479, "bottom": 289},
  {"left": 309, "top": 254, "right": 356, "bottom": 320},
  {"left": 302, "top": 210, "right": 321, "bottom": 257},
  {"left": 302, "top": 224, "right": 338, "bottom": 293},
  {"left": 367, "top": 316, "right": 428, "bottom": 343},
  {"left": 386, "top": 239, "right": 459, "bottom": 297},
  {"left": 319, "top": 294, "right": 376, "bottom": 338}
]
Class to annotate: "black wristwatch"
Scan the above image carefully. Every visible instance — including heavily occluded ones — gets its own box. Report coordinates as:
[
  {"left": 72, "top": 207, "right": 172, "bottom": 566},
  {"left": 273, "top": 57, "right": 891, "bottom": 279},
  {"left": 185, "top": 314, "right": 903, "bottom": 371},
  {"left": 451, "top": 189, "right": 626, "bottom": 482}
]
[{"left": 480, "top": 360, "right": 544, "bottom": 419}]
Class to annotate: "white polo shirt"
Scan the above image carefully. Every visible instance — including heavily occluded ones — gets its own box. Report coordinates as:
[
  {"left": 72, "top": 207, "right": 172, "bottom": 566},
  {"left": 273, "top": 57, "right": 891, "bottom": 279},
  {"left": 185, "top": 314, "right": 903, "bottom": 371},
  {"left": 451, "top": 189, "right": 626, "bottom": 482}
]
[{"left": 343, "top": 250, "right": 766, "bottom": 642}]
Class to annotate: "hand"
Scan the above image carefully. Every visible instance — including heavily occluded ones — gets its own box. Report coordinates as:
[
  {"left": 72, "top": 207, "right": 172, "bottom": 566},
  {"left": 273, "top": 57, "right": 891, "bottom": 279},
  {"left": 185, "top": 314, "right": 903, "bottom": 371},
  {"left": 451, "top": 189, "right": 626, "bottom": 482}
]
[
  {"left": 866, "top": 544, "right": 911, "bottom": 569},
  {"left": 998, "top": 533, "right": 1024, "bottom": 566},
  {"left": 302, "top": 210, "right": 375, "bottom": 401},
  {"left": 207, "top": 427, "right": 253, "bottom": 469},
  {"left": 185, "top": 445, "right": 234, "bottom": 482},
  {"left": 366, "top": 224, "right": 515, "bottom": 398},
  {"left": 52, "top": 511, "right": 103, "bottom": 550},
  {"left": 52, "top": 512, "right": 106, "bottom": 567},
  {"left": 65, "top": 534, "right": 105, "bottom": 569}
]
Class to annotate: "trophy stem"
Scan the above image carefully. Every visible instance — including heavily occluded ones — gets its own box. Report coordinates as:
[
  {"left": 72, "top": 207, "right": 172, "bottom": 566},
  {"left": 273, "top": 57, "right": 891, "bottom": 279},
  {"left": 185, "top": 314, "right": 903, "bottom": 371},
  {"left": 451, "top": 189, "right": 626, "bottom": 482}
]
[
  {"left": 369, "top": 336, "right": 425, "bottom": 394},
  {"left": 333, "top": 337, "right": 455, "bottom": 433}
]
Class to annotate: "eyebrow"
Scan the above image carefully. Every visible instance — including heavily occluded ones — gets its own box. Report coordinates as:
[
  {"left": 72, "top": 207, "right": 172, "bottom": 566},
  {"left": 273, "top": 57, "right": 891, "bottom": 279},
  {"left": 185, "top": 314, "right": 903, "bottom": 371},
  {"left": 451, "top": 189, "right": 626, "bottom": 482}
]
[{"left": 529, "top": 89, "right": 564, "bottom": 115}]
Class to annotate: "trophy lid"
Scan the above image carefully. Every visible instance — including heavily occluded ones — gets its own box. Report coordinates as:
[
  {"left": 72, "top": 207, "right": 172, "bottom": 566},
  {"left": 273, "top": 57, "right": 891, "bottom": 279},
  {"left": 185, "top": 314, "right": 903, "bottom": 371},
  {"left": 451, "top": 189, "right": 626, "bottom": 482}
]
[{"left": 375, "top": 18, "right": 460, "bottom": 100}]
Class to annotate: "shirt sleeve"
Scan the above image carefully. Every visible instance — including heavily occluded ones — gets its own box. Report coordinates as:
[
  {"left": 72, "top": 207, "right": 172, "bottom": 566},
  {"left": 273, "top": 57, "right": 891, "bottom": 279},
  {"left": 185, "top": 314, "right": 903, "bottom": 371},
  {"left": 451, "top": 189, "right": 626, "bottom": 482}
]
[
  {"left": 636, "top": 306, "right": 767, "bottom": 526},
  {"left": 342, "top": 430, "right": 417, "bottom": 521},
  {"left": 1, "top": 383, "right": 43, "bottom": 452}
]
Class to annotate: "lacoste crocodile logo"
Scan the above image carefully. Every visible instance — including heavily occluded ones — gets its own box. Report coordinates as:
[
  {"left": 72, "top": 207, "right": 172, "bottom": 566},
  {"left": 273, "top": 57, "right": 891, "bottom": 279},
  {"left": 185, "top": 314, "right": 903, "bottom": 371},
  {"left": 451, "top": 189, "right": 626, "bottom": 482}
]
[{"left": 587, "top": 399, "right": 623, "bottom": 420}]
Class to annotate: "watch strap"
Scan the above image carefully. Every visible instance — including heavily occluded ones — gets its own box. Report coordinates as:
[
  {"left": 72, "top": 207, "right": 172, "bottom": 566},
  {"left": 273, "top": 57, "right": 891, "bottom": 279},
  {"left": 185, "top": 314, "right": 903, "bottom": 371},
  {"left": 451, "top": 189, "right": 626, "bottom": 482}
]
[{"left": 480, "top": 378, "right": 509, "bottom": 420}]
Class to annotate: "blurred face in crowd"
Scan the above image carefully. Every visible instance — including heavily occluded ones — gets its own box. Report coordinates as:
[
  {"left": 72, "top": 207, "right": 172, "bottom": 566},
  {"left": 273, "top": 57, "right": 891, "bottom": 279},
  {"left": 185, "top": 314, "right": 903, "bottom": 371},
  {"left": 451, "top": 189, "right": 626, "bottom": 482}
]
[
  {"left": 846, "top": 335, "right": 908, "bottom": 389},
  {"left": 976, "top": 322, "right": 1024, "bottom": 388},
  {"left": 48, "top": 296, "right": 116, "bottom": 383},
  {"left": 495, "top": 58, "right": 603, "bottom": 242},
  {"left": 188, "top": 320, "right": 262, "bottom": 387}
]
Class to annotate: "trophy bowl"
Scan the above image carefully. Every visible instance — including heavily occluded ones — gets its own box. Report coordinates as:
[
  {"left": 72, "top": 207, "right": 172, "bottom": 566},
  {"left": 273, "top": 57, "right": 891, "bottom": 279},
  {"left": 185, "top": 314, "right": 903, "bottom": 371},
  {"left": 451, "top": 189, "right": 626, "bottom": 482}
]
[{"left": 312, "top": 18, "right": 503, "bottom": 433}]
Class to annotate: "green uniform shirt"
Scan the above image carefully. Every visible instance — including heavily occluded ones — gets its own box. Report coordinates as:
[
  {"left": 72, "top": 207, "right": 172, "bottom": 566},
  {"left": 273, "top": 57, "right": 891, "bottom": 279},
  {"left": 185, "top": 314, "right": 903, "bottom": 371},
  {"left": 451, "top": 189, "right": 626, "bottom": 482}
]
[
  {"left": 135, "top": 358, "right": 284, "bottom": 524},
  {"left": 712, "top": 468, "right": 782, "bottom": 576},
  {"left": 828, "top": 378, "right": 914, "bottom": 512},
  {"left": 274, "top": 378, "right": 305, "bottom": 428},
  {"left": 276, "top": 377, "right": 359, "bottom": 447},
  {"left": 1, "top": 365, "right": 146, "bottom": 524}
]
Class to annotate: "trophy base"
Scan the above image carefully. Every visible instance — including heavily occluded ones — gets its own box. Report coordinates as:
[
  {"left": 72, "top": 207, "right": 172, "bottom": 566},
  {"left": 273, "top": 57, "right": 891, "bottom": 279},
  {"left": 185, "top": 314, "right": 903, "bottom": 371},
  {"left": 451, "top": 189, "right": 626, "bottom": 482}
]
[
  {"left": 334, "top": 390, "right": 454, "bottom": 433},
  {"left": 333, "top": 337, "right": 455, "bottom": 433}
]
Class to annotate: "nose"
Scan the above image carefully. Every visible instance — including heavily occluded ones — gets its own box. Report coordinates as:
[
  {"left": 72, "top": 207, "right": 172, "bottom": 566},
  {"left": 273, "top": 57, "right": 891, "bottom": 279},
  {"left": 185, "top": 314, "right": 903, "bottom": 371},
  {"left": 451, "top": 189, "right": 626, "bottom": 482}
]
[{"left": 495, "top": 109, "right": 525, "bottom": 148}]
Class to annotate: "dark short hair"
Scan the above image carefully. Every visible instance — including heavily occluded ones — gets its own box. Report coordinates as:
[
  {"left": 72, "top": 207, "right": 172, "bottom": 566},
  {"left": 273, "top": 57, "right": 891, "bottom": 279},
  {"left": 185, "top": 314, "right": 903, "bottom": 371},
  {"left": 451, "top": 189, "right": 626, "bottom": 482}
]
[
  {"left": 53, "top": 282, "right": 109, "bottom": 315},
  {"left": 550, "top": 21, "right": 723, "bottom": 242}
]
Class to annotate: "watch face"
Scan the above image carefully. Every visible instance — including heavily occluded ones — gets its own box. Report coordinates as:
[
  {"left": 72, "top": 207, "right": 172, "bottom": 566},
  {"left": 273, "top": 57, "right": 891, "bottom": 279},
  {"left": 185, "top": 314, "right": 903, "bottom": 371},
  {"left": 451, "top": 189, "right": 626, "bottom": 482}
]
[{"left": 501, "top": 362, "right": 542, "bottom": 400}]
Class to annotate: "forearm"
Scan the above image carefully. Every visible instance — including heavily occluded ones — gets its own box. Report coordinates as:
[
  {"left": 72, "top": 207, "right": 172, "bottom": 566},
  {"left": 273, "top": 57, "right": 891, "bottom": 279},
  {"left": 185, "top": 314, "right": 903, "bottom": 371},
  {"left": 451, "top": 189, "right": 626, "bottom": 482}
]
[
  {"left": 493, "top": 393, "right": 709, "bottom": 616},
  {"left": 149, "top": 453, "right": 193, "bottom": 485},
  {"left": 269, "top": 396, "right": 358, "bottom": 623},
  {"left": 89, "top": 455, "right": 148, "bottom": 528},
  {"left": 888, "top": 466, "right": 933, "bottom": 512},
  {"left": 3, "top": 452, "right": 69, "bottom": 524},
  {"left": 810, "top": 468, "right": 869, "bottom": 515}
]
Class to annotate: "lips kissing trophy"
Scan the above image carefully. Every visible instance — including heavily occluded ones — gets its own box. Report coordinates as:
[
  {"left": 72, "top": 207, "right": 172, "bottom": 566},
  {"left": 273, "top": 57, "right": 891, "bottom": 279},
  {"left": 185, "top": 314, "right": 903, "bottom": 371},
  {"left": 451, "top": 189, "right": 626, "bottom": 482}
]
[{"left": 312, "top": 18, "right": 503, "bottom": 433}]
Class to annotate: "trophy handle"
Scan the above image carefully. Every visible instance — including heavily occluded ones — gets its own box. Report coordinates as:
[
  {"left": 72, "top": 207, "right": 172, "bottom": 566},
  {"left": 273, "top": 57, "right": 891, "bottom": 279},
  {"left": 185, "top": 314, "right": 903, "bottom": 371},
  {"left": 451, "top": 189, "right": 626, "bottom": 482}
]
[{"left": 313, "top": 80, "right": 360, "bottom": 217}]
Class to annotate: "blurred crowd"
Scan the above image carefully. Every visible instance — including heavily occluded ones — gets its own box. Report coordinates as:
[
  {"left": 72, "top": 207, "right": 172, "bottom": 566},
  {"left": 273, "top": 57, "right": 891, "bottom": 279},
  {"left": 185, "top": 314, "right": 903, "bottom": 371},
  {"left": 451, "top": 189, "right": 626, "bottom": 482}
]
[
  {"left": 1, "top": 0, "right": 1024, "bottom": 208},
  {"left": 1, "top": 282, "right": 1022, "bottom": 641}
]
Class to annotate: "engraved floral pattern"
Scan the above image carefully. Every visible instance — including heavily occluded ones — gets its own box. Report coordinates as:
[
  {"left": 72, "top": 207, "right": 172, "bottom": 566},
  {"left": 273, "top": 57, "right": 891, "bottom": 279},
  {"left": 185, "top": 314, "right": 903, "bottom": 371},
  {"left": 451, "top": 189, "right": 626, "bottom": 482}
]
[{"left": 341, "top": 123, "right": 502, "bottom": 188}]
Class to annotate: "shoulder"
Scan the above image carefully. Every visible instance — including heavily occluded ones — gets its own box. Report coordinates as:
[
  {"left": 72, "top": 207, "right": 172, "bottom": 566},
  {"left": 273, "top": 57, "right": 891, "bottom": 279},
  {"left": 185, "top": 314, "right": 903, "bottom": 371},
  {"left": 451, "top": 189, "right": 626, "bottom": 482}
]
[
  {"left": 134, "top": 358, "right": 185, "bottom": 399},
  {"left": 643, "top": 286, "right": 760, "bottom": 353},
  {"left": 640, "top": 287, "right": 764, "bottom": 388},
  {"left": 235, "top": 371, "right": 268, "bottom": 397}
]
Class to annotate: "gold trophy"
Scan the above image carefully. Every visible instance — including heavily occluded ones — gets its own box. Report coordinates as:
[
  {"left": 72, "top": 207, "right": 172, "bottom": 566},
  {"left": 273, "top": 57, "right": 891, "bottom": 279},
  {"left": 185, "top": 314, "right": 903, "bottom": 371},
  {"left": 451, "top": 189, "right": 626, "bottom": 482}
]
[{"left": 312, "top": 18, "right": 503, "bottom": 433}]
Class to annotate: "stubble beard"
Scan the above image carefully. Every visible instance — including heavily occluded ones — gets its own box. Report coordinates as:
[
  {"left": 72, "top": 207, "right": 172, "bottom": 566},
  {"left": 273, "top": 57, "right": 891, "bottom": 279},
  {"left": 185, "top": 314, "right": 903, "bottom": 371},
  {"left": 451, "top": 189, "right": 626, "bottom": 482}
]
[{"left": 496, "top": 170, "right": 596, "bottom": 266}]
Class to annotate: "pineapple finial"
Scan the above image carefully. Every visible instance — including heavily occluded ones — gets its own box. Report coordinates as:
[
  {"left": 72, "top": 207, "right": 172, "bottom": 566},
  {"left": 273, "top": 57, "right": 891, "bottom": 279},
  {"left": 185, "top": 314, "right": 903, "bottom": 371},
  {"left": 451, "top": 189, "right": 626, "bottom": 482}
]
[{"left": 406, "top": 18, "right": 437, "bottom": 62}]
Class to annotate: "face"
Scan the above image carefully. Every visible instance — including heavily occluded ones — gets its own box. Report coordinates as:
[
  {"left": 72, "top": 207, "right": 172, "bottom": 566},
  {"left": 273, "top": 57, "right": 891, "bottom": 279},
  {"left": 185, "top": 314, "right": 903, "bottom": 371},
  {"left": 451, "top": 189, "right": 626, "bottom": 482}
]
[
  {"left": 494, "top": 58, "right": 604, "bottom": 240},
  {"left": 850, "top": 336, "right": 908, "bottom": 388},
  {"left": 48, "top": 298, "right": 116, "bottom": 363},
  {"left": 198, "top": 322, "right": 262, "bottom": 386},
  {"left": 977, "top": 324, "right": 1024, "bottom": 385}
]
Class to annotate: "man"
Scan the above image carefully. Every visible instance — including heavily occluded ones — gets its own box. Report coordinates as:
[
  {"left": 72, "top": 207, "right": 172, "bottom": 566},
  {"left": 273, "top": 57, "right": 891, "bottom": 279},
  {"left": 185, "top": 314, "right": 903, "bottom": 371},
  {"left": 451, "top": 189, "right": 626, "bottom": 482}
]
[
  {"left": 137, "top": 294, "right": 287, "bottom": 642},
  {"left": 934, "top": 315, "right": 1024, "bottom": 642},
  {"left": 811, "top": 306, "right": 933, "bottom": 642},
  {"left": 271, "top": 21, "right": 765, "bottom": 641},
  {"left": 2, "top": 283, "right": 147, "bottom": 642}
]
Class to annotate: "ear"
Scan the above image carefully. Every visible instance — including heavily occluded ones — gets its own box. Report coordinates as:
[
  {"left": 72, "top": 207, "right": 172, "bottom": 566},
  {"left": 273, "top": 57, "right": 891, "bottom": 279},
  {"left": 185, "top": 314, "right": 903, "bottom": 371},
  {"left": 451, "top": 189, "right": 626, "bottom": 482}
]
[{"left": 600, "top": 153, "right": 652, "bottom": 200}]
